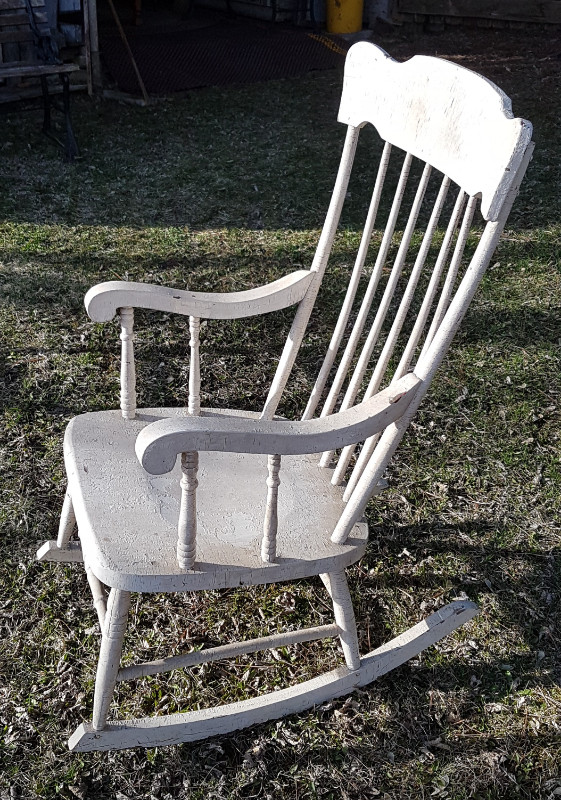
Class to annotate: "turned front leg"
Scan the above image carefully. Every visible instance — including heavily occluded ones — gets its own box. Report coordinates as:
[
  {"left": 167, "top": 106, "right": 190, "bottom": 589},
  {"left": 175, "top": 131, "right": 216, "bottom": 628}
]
[
  {"left": 321, "top": 570, "right": 361, "bottom": 671},
  {"left": 262, "top": 454, "right": 281, "bottom": 563},
  {"left": 85, "top": 564, "right": 107, "bottom": 629},
  {"left": 177, "top": 451, "right": 198, "bottom": 570},
  {"left": 92, "top": 588, "right": 131, "bottom": 731}
]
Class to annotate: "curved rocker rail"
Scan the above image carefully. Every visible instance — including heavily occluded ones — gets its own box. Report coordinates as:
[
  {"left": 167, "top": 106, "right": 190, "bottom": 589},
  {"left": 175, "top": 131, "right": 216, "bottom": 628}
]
[
  {"left": 68, "top": 600, "right": 478, "bottom": 752},
  {"left": 85, "top": 271, "right": 315, "bottom": 322}
]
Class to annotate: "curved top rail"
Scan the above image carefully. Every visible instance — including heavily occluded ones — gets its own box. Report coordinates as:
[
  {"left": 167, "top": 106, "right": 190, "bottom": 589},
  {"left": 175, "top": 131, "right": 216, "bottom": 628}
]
[
  {"left": 85, "top": 270, "right": 314, "bottom": 322},
  {"left": 338, "top": 42, "right": 533, "bottom": 221}
]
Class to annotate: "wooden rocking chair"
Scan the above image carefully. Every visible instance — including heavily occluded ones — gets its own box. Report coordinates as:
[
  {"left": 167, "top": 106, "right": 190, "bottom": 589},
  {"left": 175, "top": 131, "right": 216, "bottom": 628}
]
[{"left": 37, "top": 42, "right": 533, "bottom": 752}]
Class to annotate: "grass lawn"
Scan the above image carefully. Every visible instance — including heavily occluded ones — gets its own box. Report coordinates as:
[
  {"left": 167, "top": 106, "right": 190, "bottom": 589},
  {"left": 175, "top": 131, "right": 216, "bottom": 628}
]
[{"left": 0, "top": 23, "right": 560, "bottom": 800}]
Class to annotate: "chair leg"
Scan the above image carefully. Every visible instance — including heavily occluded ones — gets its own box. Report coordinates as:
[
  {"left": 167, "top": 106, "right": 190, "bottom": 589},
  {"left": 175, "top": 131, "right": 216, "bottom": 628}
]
[
  {"left": 60, "top": 73, "right": 79, "bottom": 162},
  {"left": 320, "top": 570, "right": 361, "bottom": 671},
  {"left": 85, "top": 563, "right": 107, "bottom": 629},
  {"left": 40, "top": 75, "right": 51, "bottom": 134},
  {"left": 57, "top": 491, "right": 77, "bottom": 549},
  {"left": 92, "top": 588, "right": 131, "bottom": 731}
]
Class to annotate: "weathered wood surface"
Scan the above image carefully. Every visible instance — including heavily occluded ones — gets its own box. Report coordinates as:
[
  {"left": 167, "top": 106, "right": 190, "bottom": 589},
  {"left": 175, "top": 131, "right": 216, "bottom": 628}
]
[
  {"left": 85, "top": 563, "right": 107, "bottom": 628},
  {"left": 0, "top": 62, "right": 78, "bottom": 77},
  {"left": 36, "top": 539, "right": 83, "bottom": 562},
  {"left": 56, "top": 491, "right": 76, "bottom": 548},
  {"left": 84, "top": 271, "right": 315, "bottom": 322},
  {"left": 92, "top": 589, "right": 131, "bottom": 731},
  {"left": 0, "top": 0, "right": 78, "bottom": 72},
  {"left": 68, "top": 601, "right": 478, "bottom": 752},
  {"left": 63, "top": 407, "right": 368, "bottom": 592},
  {"left": 117, "top": 624, "right": 340, "bottom": 681},
  {"left": 338, "top": 42, "right": 532, "bottom": 220},
  {"left": 0, "top": 0, "right": 43, "bottom": 8},
  {"left": 187, "top": 316, "right": 201, "bottom": 416},
  {"left": 136, "top": 373, "right": 420, "bottom": 474},
  {"left": 326, "top": 570, "right": 361, "bottom": 670}
]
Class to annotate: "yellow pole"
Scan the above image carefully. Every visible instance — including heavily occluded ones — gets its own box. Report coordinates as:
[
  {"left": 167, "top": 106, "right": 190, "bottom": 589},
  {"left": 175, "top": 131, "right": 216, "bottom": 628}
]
[{"left": 326, "top": 0, "right": 364, "bottom": 33}]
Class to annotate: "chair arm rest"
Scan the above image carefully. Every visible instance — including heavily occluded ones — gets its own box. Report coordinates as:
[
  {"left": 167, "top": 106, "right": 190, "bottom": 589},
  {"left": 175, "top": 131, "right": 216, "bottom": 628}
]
[
  {"left": 136, "top": 373, "right": 421, "bottom": 475},
  {"left": 84, "top": 272, "right": 315, "bottom": 322}
]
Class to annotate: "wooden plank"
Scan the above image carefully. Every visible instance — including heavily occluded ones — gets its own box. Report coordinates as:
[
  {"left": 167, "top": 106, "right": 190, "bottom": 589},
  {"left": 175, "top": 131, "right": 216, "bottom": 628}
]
[
  {"left": 0, "top": 62, "right": 78, "bottom": 77},
  {"left": 397, "top": 0, "right": 561, "bottom": 23},
  {"left": 0, "top": 29, "right": 35, "bottom": 44},
  {"left": 0, "top": 0, "right": 44, "bottom": 8},
  {"left": 0, "top": 12, "right": 33, "bottom": 24},
  {"left": 0, "top": 5, "right": 19, "bottom": 64},
  {"left": 86, "top": 272, "right": 315, "bottom": 323},
  {"left": 0, "top": 10, "right": 47, "bottom": 23}
]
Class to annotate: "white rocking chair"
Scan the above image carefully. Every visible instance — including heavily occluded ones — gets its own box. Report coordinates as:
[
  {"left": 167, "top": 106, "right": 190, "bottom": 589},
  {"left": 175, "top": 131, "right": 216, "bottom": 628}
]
[{"left": 37, "top": 42, "right": 533, "bottom": 752}]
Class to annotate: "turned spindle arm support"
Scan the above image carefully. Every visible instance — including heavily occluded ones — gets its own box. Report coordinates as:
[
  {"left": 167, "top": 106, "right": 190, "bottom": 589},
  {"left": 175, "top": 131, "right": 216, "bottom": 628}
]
[{"left": 134, "top": 372, "right": 421, "bottom": 565}]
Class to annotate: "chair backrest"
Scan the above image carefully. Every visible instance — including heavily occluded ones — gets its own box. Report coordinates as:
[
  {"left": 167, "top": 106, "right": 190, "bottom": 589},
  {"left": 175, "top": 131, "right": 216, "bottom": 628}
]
[
  {"left": 91, "top": 43, "right": 533, "bottom": 569},
  {"left": 262, "top": 42, "right": 533, "bottom": 544}
]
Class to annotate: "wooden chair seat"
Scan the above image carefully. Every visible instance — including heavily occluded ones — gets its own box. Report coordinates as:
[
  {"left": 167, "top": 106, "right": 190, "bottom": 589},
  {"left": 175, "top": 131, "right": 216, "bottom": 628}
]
[{"left": 56, "top": 407, "right": 367, "bottom": 593}]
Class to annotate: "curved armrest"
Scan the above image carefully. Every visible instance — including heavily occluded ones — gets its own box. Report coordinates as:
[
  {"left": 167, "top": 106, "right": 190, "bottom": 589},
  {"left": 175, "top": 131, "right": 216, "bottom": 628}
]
[
  {"left": 136, "top": 373, "right": 421, "bottom": 475},
  {"left": 85, "top": 271, "right": 314, "bottom": 322}
]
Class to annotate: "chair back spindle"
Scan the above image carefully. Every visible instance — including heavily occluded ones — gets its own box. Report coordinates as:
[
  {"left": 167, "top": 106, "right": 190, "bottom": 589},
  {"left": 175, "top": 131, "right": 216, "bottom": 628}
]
[
  {"left": 330, "top": 139, "right": 533, "bottom": 546},
  {"left": 260, "top": 125, "right": 360, "bottom": 422},
  {"left": 302, "top": 140, "right": 393, "bottom": 421},
  {"left": 329, "top": 171, "right": 451, "bottom": 484}
]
